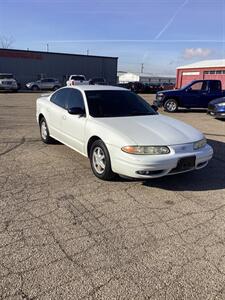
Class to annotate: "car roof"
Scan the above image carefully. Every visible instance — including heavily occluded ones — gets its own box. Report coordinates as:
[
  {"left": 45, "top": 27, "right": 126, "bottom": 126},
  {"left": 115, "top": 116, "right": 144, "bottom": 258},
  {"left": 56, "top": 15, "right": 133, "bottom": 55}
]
[{"left": 71, "top": 85, "right": 128, "bottom": 92}]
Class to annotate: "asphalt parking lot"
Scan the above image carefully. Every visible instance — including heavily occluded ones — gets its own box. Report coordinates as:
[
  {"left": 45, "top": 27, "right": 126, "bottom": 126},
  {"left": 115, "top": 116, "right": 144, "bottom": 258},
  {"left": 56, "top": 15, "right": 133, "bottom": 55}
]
[{"left": 0, "top": 92, "right": 225, "bottom": 300}]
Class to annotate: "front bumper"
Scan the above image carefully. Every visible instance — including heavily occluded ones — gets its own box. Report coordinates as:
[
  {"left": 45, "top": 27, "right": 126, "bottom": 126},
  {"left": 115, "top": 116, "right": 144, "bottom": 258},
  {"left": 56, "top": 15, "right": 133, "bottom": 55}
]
[
  {"left": 153, "top": 97, "right": 164, "bottom": 107},
  {"left": 207, "top": 106, "right": 225, "bottom": 119},
  {"left": 109, "top": 144, "right": 213, "bottom": 179},
  {"left": 0, "top": 85, "right": 18, "bottom": 91}
]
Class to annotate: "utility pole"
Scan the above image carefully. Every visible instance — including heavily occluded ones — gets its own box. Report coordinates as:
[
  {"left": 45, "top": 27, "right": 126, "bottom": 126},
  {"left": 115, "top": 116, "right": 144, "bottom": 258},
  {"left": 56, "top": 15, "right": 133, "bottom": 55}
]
[
  {"left": 46, "top": 43, "right": 49, "bottom": 52},
  {"left": 141, "top": 63, "right": 144, "bottom": 74},
  {"left": 87, "top": 49, "right": 89, "bottom": 55}
]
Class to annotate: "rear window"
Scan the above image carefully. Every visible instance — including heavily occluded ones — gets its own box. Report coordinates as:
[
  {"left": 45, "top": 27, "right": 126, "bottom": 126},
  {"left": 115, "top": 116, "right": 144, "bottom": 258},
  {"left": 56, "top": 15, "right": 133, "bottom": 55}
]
[
  {"left": 71, "top": 76, "right": 85, "bottom": 81},
  {"left": 210, "top": 81, "right": 221, "bottom": 92}
]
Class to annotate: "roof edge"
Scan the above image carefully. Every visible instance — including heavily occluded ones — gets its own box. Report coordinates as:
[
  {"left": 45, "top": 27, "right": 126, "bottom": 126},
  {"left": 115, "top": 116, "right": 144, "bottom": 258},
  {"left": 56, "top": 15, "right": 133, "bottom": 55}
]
[{"left": 0, "top": 48, "right": 118, "bottom": 60}]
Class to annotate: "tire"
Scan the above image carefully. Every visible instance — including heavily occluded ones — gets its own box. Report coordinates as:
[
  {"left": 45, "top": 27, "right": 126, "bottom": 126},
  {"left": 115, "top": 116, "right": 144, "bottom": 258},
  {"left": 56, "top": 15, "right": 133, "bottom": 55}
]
[
  {"left": 164, "top": 99, "right": 178, "bottom": 112},
  {"left": 39, "top": 117, "right": 54, "bottom": 144},
  {"left": 90, "top": 140, "right": 116, "bottom": 181},
  {"left": 32, "top": 85, "right": 39, "bottom": 91},
  {"left": 52, "top": 85, "right": 60, "bottom": 91}
]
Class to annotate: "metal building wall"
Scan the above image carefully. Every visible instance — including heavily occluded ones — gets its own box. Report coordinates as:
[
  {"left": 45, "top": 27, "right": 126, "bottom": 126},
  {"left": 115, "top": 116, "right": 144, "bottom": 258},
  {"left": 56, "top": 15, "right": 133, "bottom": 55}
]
[{"left": 0, "top": 49, "right": 118, "bottom": 87}]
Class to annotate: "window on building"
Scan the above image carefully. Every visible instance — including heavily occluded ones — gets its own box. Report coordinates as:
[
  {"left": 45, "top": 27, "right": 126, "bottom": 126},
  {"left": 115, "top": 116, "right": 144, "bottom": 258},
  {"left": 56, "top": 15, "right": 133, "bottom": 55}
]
[{"left": 204, "top": 70, "right": 225, "bottom": 75}]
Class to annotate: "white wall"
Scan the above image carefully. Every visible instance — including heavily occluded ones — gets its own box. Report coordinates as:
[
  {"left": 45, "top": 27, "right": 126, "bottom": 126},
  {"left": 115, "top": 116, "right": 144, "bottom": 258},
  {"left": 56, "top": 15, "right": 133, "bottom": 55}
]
[{"left": 118, "top": 72, "right": 139, "bottom": 83}]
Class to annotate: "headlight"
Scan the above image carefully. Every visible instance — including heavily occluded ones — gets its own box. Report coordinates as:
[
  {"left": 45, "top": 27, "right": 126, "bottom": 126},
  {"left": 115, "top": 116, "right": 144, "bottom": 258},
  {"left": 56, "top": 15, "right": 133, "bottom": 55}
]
[
  {"left": 217, "top": 102, "right": 225, "bottom": 107},
  {"left": 193, "top": 138, "right": 207, "bottom": 150},
  {"left": 157, "top": 93, "right": 164, "bottom": 98},
  {"left": 121, "top": 145, "right": 170, "bottom": 155}
]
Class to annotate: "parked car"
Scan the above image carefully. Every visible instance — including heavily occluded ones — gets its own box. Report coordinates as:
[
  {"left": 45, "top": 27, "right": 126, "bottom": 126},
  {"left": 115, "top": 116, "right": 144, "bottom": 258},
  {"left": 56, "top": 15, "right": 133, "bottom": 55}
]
[
  {"left": 26, "top": 78, "right": 61, "bottom": 91},
  {"left": 144, "top": 83, "right": 163, "bottom": 94},
  {"left": 0, "top": 73, "right": 18, "bottom": 92},
  {"left": 66, "top": 75, "right": 89, "bottom": 86},
  {"left": 89, "top": 77, "right": 106, "bottom": 85},
  {"left": 36, "top": 85, "right": 213, "bottom": 181},
  {"left": 161, "top": 83, "right": 175, "bottom": 90},
  {"left": 127, "top": 82, "right": 145, "bottom": 93},
  {"left": 207, "top": 97, "right": 225, "bottom": 119},
  {"left": 154, "top": 80, "right": 225, "bottom": 112}
]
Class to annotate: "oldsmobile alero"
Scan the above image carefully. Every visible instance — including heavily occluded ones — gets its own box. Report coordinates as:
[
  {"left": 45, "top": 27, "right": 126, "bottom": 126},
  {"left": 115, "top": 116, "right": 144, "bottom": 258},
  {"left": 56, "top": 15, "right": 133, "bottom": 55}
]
[{"left": 36, "top": 85, "right": 213, "bottom": 180}]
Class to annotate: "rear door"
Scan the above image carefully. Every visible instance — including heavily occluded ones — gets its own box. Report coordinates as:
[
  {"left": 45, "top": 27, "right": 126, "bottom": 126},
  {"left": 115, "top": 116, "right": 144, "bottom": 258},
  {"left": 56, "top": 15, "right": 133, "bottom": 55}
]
[
  {"left": 41, "top": 79, "right": 53, "bottom": 90},
  {"left": 207, "top": 81, "right": 223, "bottom": 104}
]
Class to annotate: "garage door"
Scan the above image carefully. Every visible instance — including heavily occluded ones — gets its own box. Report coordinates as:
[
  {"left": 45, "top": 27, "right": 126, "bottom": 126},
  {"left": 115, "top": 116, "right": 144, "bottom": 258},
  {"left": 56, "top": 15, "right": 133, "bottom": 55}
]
[{"left": 181, "top": 71, "right": 201, "bottom": 87}]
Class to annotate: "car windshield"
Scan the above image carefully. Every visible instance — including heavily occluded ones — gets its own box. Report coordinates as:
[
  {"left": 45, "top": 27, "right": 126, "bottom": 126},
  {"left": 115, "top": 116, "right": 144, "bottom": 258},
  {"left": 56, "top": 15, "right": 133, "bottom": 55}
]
[{"left": 85, "top": 90, "right": 157, "bottom": 118}]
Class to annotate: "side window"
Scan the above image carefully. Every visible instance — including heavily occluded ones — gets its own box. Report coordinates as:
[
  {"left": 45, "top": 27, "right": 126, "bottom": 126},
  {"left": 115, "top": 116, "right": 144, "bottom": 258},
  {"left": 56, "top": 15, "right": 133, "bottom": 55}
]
[
  {"left": 190, "top": 82, "right": 207, "bottom": 91},
  {"left": 50, "top": 88, "right": 70, "bottom": 109},
  {"left": 210, "top": 81, "right": 221, "bottom": 92},
  {"left": 67, "top": 89, "right": 85, "bottom": 111}
]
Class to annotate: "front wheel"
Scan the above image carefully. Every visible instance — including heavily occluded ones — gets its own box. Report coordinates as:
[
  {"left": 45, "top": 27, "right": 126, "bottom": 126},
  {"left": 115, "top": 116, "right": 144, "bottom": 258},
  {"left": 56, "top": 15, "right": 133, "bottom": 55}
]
[
  {"left": 39, "top": 118, "right": 54, "bottom": 144},
  {"left": 164, "top": 99, "right": 178, "bottom": 112},
  {"left": 90, "top": 140, "right": 116, "bottom": 181}
]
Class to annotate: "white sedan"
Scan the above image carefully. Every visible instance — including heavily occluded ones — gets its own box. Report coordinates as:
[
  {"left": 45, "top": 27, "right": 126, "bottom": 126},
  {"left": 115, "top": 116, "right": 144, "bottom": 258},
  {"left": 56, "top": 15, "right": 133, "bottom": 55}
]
[{"left": 36, "top": 85, "right": 213, "bottom": 180}]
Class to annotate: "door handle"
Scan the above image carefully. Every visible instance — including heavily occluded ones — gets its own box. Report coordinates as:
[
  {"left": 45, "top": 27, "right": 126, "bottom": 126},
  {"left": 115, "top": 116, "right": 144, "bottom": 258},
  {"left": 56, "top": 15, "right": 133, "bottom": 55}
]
[{"left": 62, "top": 115, "right": 66, "bottom": 120}]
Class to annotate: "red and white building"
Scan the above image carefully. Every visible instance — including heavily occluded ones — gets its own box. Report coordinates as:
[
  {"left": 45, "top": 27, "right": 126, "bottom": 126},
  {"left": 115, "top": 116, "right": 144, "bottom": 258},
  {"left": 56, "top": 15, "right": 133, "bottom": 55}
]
[{"left": 176, "top": 59, "right": 225, "bottom": 89}]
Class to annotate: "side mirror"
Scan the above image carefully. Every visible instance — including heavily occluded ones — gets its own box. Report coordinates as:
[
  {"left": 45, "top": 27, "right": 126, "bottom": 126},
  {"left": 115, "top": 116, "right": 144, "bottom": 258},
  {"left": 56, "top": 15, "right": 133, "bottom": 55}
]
[
  {"left": 151, "top": 105, "right": 158, "bottom": 112},
  {"left": 68, "top": 107, "right": 85, "bottom": 115}
]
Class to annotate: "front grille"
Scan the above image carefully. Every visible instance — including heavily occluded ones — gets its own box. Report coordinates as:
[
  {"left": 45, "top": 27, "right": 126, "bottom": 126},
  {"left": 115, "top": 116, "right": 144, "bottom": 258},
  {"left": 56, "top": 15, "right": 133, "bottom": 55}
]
[{"left": 2, "top": 81, "right": 13, "bottom": 85}]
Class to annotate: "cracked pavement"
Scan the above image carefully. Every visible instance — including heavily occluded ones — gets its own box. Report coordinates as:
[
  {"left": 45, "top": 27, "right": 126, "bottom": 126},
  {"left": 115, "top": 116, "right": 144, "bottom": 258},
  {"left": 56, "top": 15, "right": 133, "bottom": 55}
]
[{"left": 0, "top": 92, "right": 225, "bottom": 300}]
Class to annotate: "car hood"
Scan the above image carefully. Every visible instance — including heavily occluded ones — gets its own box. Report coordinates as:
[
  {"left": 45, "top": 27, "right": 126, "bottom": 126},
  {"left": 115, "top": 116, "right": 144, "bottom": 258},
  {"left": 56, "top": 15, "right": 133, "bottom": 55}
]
[
  {"left": 209, "top": 97, "right": 225, "bottom": 105},
  {"left": 157, "top": 89, "right": 180, "bottom": 95},
  {"left": 96, "top": 115, "right": 203, "bottom": 145}
]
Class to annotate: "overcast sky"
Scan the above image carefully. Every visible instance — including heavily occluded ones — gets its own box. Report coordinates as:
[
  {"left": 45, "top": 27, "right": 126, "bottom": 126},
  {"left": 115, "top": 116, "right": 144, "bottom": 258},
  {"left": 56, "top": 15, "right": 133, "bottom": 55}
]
[{"left": 1, "top": 0, "right": 225, "bottom": 75}]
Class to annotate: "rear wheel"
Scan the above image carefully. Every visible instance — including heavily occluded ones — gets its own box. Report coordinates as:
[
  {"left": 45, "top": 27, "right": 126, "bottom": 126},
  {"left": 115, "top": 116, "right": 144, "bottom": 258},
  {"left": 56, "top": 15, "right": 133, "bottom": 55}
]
[
  {"left": 164, "top": 99, "right": 178, "bottom": 112},
  {"left": 39, "top": 117, "right": 54, "bottom": 144},
  {"left": 90, "top": 140, "right": 116, "bottom": 181},
  {"left": 32, "top": 85, "right": 39, "bottom": 91}
]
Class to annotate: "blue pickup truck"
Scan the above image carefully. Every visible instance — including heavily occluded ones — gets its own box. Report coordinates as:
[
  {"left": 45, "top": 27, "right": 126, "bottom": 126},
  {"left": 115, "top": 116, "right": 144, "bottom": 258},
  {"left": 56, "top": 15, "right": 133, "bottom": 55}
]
[{"left": 154, "top": 80, "right": 225, "bottom": 112}]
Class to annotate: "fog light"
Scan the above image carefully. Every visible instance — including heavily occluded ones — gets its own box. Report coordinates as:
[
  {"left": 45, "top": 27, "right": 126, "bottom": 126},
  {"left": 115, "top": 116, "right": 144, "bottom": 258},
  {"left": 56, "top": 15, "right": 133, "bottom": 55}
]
[{"left": 136, "top": 170, "right": 164, "bottom": 176}]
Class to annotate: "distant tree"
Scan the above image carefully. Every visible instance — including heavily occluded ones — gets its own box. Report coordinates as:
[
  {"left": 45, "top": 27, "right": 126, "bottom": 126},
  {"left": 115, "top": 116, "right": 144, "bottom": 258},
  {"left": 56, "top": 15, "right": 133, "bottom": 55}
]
[{"left": 0, "top": 36, "right": 14, "bottom": 49}]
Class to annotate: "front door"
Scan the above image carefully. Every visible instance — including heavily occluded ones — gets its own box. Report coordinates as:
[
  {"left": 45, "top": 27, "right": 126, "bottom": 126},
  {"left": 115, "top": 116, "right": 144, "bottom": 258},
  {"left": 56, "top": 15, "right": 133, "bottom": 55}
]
[
  {"left": 48, "top": 88, "right": 70, "bottom": 140},
  {"left": 63, "top": 88, "right": 87, "bottom": 154},
  {"left": 183, "top": 81, "right": 209, "bottom": 108}
]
